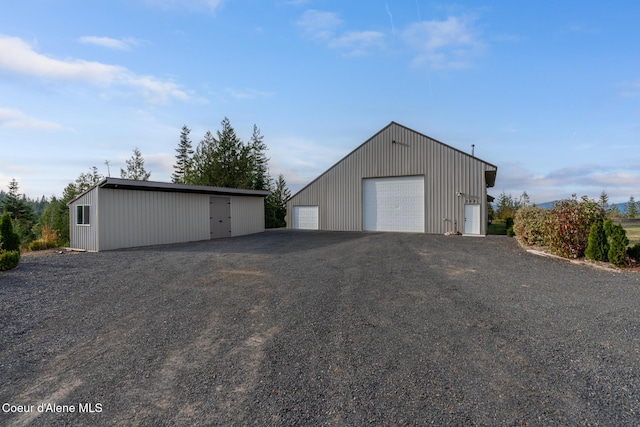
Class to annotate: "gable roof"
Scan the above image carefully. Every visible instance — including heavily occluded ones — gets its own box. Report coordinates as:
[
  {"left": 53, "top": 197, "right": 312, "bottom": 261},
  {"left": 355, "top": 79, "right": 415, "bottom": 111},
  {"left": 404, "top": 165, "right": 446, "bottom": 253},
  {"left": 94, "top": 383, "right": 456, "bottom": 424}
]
[
  {"left": 291, "top": 121, "right": 498, "bottom": 198},
  {"left": 68, "top": 177, "right": 269, "bottom": 205}
]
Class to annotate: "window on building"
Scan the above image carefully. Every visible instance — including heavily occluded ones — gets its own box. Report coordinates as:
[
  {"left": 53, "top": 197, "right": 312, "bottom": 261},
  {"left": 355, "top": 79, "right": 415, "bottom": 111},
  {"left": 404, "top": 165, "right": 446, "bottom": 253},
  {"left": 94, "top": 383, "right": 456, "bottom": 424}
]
[{"left": 77, "top": 205, "right": 90, "bottom": 225}]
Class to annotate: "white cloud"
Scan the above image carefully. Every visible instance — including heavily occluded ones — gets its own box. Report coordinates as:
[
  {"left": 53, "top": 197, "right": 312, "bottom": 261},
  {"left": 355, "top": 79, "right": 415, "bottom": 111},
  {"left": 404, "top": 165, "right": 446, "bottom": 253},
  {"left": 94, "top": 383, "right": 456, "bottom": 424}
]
[
  {"left": 0, "top": 108, "right": 71, "bottom": 131},
  {"left": 495, "top": 162, "right": 640, "bottom": 204},
  {"left": 620, "top": 80, "right": 640, "bottom": 98},
  {"left": 79, "top": 36, "right": 139, "bottom": 51},
  {"left": 0, "top": 35, "right": 189, "bottom": 104},
  {"left": 225, "top": 88, "right": 275, "bottom": 100},
  {"left": 329, "top": 31, "right": 385, "bottom": 56},
  {"left": 296, "top": 9, "right": 342, "bottom": 41},
  {"left": 144, "top": 0, "right": 224, "bottom": 13},
  {"left": 402, "top": 16, "right": 485, "bottom": 69},
  {"left": 296, "top": 9, "right": 385, "bottom": 56}
]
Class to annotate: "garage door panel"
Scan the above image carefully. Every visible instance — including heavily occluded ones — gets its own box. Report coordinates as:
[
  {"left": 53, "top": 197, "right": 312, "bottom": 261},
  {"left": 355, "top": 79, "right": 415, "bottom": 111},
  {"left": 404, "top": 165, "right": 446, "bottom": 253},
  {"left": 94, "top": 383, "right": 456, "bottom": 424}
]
[
  {"left": 293, "top": 206, "right": 319, "bottom": 230},
  {"left": 363, "top": 176, "right": 424, "bottom": 232}
]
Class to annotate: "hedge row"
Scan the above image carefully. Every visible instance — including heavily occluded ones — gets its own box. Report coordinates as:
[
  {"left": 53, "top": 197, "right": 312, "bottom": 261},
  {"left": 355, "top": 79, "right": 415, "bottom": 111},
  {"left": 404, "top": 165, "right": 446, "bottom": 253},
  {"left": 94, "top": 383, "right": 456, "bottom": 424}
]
[{"left": 514, "top": 196, "right": 638, "bottom": 267}]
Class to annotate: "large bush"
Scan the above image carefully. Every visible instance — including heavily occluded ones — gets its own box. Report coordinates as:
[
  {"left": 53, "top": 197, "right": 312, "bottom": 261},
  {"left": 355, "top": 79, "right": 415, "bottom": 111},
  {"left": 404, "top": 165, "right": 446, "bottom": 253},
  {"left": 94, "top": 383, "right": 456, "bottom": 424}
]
[
  {"left": 0, "top": 250, "right": 20, "bottom": 271},
  {"left": 514, "top": 206, "right": 548, "bottom": 246},
  {"left": 0, "top": 213, "right": 21, "bottom": 252},
  {"left": 543, "top": 196, "right": 604, "bottom": 259}
]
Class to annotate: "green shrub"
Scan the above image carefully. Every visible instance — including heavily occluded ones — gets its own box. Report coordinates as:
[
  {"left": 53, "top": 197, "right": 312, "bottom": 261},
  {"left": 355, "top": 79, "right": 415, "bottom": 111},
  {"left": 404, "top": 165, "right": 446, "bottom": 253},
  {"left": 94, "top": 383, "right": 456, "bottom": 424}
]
[
  {"left": 585, "top": 218, "right": 608, "bottom": 262},
  {"left": 543, "top": 196, "right": 604, "bottom": 259},
  {"left": 606, "top": 220, "right": 629, "bottom": 267},
  {"left": 28, "top": 239, "right": 58, "bottom": 251},
  {"left": 514, "top": 206, "right": 548, "bottom": 246},
  {"left": 506, "top": 226, "right": 515, "bottom": 237},
  {"left": 505, "top": 217, "right": 514, "bottom": 230},
  {"left": 627, "top": 243, "right": 640, "bottom": 263},
  {"left": 0, "top": 213, "right": 21, "bottom": 252},
  {"left": 0, "top": 250, "right": 20, "bottom": 271},
  {"left": 28, "top": 225, "right": 59, "bottom": 251}
]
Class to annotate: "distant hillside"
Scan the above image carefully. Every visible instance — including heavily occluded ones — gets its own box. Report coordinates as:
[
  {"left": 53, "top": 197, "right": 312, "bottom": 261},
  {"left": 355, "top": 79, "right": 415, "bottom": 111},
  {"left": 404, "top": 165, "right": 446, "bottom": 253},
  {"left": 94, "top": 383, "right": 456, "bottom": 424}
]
[{"left": 534, "top": 201, "right": 629, "bottom": 213}]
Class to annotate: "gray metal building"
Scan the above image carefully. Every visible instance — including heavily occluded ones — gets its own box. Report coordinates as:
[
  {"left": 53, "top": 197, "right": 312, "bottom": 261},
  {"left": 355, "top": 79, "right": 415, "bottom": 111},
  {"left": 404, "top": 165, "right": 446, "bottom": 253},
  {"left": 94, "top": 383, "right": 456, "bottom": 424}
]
[
  {"left": 286, "top": 122, "right": 498, "bottom": 235},
  {"left": 68, "top": 178, "right": 268, "bottom": 251}
]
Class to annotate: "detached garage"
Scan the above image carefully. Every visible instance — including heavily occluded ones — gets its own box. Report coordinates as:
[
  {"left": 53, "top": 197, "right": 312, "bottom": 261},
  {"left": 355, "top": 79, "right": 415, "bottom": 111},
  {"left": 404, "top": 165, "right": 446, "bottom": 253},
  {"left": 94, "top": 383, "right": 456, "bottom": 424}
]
[
  {"left": 68, "top": 178, "right": 269, "bottom": 251},
  {"left": 286, "top": 122, "right": 497, "bottom": 235}
]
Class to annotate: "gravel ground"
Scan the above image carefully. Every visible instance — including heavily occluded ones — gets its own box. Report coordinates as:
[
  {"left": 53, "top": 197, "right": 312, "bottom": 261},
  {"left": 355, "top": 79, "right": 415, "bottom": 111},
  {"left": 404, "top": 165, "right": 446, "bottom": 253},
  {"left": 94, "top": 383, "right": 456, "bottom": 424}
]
[{"left": 1, "top": 230, "right": 640, "bottom": 426}]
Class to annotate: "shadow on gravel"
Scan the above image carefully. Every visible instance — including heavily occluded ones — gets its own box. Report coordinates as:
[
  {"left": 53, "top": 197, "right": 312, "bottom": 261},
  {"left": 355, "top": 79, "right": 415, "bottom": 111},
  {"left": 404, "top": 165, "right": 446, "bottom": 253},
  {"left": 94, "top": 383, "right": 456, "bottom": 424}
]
[{"left": 123, "top": 229, "right": 375, "bottom": 256}]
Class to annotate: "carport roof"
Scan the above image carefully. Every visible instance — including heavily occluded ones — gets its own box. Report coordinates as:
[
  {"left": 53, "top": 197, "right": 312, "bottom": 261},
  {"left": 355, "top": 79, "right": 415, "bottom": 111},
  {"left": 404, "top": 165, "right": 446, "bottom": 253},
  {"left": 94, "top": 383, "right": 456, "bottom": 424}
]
[{"left": 68, "top": 177, "right": 269, "bottom": 205}]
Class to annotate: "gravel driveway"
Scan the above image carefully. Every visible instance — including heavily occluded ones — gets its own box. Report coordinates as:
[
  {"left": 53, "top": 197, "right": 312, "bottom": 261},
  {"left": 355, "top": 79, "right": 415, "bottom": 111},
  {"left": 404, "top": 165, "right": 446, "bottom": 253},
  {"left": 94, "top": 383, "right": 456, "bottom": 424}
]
[{"left": 2, "top": 230, "right": 640, "bottom": 426}]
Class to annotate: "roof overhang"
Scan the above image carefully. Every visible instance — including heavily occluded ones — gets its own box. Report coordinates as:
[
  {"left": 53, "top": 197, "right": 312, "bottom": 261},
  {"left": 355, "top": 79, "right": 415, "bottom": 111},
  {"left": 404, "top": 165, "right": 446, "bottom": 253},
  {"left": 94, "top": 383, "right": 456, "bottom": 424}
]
[
  {"left": 485, "top": 170, "right": 497, "bottom": 188},
  {"left": 68, "top": 177, "right": 269, "bottom": 205}
]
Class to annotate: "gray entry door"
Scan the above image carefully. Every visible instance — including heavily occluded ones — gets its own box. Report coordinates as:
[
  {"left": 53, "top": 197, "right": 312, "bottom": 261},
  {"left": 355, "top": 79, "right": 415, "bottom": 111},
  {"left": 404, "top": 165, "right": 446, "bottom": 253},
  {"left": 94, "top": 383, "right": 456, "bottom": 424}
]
[{"left": 210, "top": 197, "right": 231, "bottom": 239}]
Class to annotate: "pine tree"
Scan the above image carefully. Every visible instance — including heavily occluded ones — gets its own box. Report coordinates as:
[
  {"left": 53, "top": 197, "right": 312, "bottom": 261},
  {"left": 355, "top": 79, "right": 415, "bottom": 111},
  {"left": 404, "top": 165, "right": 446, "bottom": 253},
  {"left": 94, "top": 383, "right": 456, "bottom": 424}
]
[
  {"left": 121, "top": 147, "right": 151, "bottom": 181},
  {"left": 172, "top": 125, "right": 194, "bottom": 184},
  {"left": 0, "top": 212, "right": 21, "bottom": 251},
  {"left": 585, "top": 218, "right": 608, "bottom": 262},
  {"left": 249, "top": 124, "right": 270, "bottom": 191},
  {"left": 626, "top": 196, "right": 638, "bottom": 218},
  {"left": 265, "top": 174, "right": 291, "bottom": 228},
  {"left": 76, "top": 166, "right": 103, "bottom": 192},
  {"left": 599, "top": 191, "right": 609, "bottom": 212},
  {"left": 189, "top": 131, "right": 218, "bottom": 186},
  {"left": 605, "top": 220, "right": 629, "bottom": 267},
  {"left": 214, "top": 117, "right": 246, "bottom": 188},
  {"left": 0, "top": 179, "right": 36, "bottom": 242}
]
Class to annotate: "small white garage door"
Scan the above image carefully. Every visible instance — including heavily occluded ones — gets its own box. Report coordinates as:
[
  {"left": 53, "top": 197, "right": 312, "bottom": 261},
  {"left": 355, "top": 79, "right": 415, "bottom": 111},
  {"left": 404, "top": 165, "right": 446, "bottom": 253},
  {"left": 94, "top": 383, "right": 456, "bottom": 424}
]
[
  {"left": 292, "top": 206, "right": 319, "bottom": 230},
  {"left": 363, "top": 176, "right": 425, "bottom": 232}
]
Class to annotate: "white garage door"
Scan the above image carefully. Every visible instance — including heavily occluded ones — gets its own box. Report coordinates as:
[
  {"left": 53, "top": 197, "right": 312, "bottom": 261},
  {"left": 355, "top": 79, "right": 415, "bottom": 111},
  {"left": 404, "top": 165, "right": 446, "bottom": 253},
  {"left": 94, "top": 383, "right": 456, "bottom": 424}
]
[
  {"left": 363, "top": 176, "right": 425, "bottom": 232},
  {"left": 292, "top": 206, "right": 319, "bottom": 230}
]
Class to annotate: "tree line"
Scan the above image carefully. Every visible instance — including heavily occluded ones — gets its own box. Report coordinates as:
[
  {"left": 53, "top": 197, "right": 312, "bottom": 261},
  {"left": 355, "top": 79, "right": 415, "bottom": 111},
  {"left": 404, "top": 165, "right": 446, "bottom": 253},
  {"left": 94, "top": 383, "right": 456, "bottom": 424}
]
[
  {"left": 492, "top": 190, "right": 640, "bottom": 221},
  {"left": 1, "top": 117, "right": 291, "bottom": 252}
]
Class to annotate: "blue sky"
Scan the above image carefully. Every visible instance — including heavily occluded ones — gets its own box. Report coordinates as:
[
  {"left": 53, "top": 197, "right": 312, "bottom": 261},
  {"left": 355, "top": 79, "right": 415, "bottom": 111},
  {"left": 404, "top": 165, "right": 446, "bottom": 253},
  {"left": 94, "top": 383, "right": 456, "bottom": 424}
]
[{"left": 1, "top": 0, "right": 639, "bottom": 204}]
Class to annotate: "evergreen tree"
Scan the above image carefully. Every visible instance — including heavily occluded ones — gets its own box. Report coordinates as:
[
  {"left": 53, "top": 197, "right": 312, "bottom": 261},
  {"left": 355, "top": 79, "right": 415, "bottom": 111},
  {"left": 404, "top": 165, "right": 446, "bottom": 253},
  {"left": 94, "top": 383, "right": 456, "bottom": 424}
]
[
  {"left": 214, "top": 117, "right": 249, "bottom": 188},
  {"left": 608, "top": 204, "right": 621, "bottom": 218},
  {"left": 172, "top": 125, "right": 194, "bottom": 184},
  {"left": 0, "top": 212, "right": 21, "bottom": 251},
  {"left": 605, "top": 220, "right": 629, "bottom": 267},
  {"left": 495, "top": 191, "right": 517, "bottom": 220},
  {"left": 249, "top": 124, "right": 270, "bottom": 191},
  {"left": 599, "top": 191, "right": 609, "bottom": 212},
  {"left": 265, "top": 174, "right": 291, "bottom": 228},
  {"left": 189, "top": 131, "right": 218, "bottom": 186},
  {"left": 121, "top": 147, "right": 151, "bottom": 181},
  {"left": 0, "top": 179, "right": 36, "bottom": 242},
  {"left": 626, "top": 196, "right": 638, "bottom": 218},
  {"left": 585, "top": 218, "right": 608, "bottom": 262},
  {"left": 76, "top": 166, "right": 103, "bottom": 192}
]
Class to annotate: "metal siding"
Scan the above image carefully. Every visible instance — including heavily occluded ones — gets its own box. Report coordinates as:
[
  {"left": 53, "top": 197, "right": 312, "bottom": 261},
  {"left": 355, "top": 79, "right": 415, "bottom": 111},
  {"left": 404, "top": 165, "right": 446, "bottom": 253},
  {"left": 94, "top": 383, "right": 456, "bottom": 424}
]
[
  {"left": 230, "top": 196, "right": 265, "bottom": 236},
  {"left": 98, "top": 189, "right": 209, "bottom": 250},
  {"left": 69, "top": 187, "right": 99, "bottom": 251},
  {"left": 287, "top": 122, "right": 497, "bottom": 235}
]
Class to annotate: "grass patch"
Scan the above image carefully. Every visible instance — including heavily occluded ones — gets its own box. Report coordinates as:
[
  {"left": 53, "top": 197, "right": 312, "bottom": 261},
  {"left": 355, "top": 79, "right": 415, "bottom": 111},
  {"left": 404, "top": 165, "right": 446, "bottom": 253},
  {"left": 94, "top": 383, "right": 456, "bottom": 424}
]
[
  {"left": 488, "top": 221, "right": 507, "bottom": 235},
  {"left": 621, "top": 221, "right": 640, "bottom": 246}
]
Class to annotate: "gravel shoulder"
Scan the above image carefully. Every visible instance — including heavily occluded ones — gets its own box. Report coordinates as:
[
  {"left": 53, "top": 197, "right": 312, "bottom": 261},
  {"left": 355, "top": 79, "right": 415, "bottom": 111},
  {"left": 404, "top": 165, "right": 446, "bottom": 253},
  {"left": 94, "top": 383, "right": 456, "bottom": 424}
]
[{"left": 2, "top": 231, "right": 640, "bottom": 425}]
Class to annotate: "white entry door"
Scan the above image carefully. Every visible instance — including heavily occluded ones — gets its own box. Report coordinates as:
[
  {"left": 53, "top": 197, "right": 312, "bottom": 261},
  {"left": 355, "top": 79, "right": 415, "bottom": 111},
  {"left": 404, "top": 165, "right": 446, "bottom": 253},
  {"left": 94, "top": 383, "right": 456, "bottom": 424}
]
[
  {"left": 363, "top": 176, "right": 425, "bottom": 232},
  {"left": 464, "top": 204, "right": 481, "bottom": 235}
]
